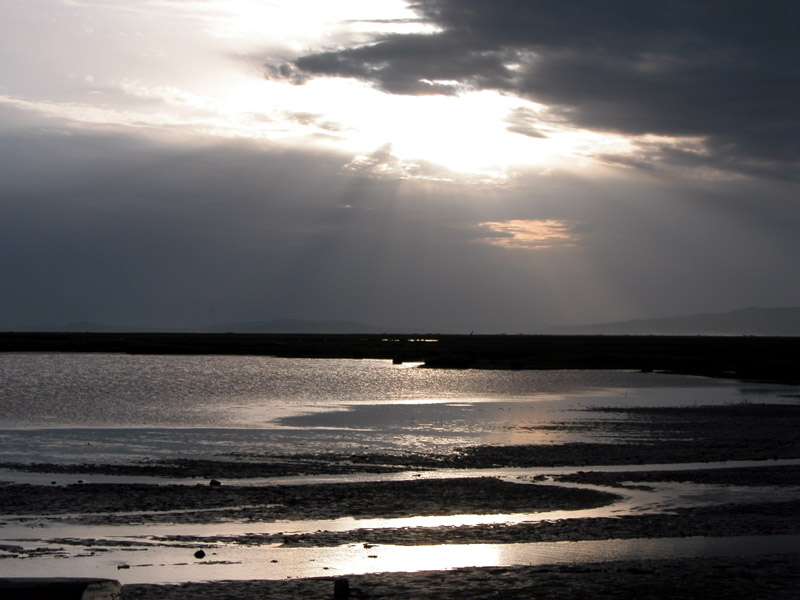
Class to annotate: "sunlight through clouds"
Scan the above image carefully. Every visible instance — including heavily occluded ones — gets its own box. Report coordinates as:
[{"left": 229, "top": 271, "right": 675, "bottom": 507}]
[
  {"left": 2, "top": 1, "right": 800, "bottom": 332},
  {"left": 0, "top": 0, "right": 645, "bottom": 183},
  {"left": 480, "top": 220, "right": 578, "bottom": 250}
]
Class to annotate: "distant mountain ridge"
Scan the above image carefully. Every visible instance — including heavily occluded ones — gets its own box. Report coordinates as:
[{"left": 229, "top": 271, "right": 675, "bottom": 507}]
[
  {"left": 17, "top": 319, "right": 387, "bottom": 334},
  {"left": 206, "top": 319, "right": 385, "bottom": 334},
  {"left": 542, "top": 307, "right": 800, "bottom": 336}
]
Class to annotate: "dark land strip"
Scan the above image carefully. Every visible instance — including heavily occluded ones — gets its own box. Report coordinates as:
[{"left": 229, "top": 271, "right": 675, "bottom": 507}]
[
  {"left": 2, "top": 332, "right": 800, "bottom": 383},
  {"left": 0, "top": 478, "right": 618, "bottom": 524}
]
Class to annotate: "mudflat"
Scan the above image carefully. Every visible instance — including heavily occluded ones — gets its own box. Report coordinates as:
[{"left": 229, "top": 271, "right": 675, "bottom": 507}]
[
  {"left": 123, "top": 555, "right": 800, "bottom": 600},
  {"left": 2, "top": 400, "right": 799, "bottom": 598}
]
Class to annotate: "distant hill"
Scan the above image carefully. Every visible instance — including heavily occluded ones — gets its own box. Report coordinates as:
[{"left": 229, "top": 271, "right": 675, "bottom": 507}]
[
  {"left": 10, "top": 319, "right": 387, "bottom": 334},
  {"left": 60, "top": 321, "right": 154, "bottom": 333},
  {"left": 542, "top": 307, "right": 800, "bottom": 336},
  {"left": 205, "top": 319, "right": 385, "bottom": 334}
]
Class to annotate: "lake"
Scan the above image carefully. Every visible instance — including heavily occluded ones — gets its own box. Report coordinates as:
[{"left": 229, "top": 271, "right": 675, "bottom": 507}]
[
  {"left": 2, "top": 353, "right": 800, "bottom": 585},
  {"left": 0, "top": 353, "right": 795, "bottom": 463}
]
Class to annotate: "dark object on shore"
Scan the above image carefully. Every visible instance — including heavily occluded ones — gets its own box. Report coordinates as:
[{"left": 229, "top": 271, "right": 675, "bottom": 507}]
[
  {"left": 209, "top": 479, "right": 221, "bottom": 486},
  {"left": 0, "top": 578, "right": 121, "bottom": 600},
  {"left": 194, "top": 550, "right": 206, "bottom": 559},
  {"left": 333, "top": 578, "right": 350, "bottom": 599}
]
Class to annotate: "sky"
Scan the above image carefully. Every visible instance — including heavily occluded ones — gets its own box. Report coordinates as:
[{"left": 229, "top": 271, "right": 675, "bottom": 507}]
[{"left": 1, "top": 0, "right": 799, "bottom": 332}]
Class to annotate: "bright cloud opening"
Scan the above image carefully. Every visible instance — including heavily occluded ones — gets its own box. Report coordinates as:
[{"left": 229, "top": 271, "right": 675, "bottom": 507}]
[
  {"left": 0, "top": 1, "right": 670, "bottom": 183},
  {"left": 480, "top": 219, "right": 578, "bottom": 250}
]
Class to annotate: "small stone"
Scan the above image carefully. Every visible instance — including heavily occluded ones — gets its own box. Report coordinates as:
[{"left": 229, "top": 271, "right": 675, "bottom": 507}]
[
  {"left": 194, "top": 550, "right": 206, "bottom": 559},
  {"left": 209, "top": 479, "right": 221, "bottom": 486}
]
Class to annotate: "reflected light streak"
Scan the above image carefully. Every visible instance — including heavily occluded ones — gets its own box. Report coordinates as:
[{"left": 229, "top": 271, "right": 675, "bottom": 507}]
[
  {"left": 333, "top": 542, "right": 505, "bottom": 578},
  {"left": 4, "top": 535, "right": 799, "bottom": 584}
]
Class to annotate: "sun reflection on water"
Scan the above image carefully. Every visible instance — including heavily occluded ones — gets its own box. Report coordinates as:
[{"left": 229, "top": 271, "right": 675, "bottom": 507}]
[{"left": 322, "top": 542, "right": 507, "bottom": 577}]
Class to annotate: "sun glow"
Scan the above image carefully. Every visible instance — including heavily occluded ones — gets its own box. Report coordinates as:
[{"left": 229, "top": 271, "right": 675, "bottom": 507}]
[
  {"left": 3, "top": 0, "right": 636, "bottom": 182},
  {"left": 211, "top": 74, "right": 633, "bottom": 180},
  {"left": 480, "top": 220, "right": 578, "bottom": 250}
]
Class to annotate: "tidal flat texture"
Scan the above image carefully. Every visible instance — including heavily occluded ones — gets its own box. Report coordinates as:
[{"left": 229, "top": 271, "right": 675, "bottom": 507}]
[
  {"left": 0, "top": 477, "right": 619, "bottom": 525},
  {"left": 124, "top": 555, "right": 800, "bottom": 600},
  {"left": 3, "top": 378, "right": 800, "bottom": 598}
]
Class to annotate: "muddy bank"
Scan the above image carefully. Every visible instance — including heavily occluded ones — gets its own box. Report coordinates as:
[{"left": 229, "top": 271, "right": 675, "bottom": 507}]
[
  {"left": 0, "top": 478, "right": 619, "bottom": 524},
  {"left": 555, "top": 464, "right": 800, "bottom": 487},
  {"left": 223, "top": 499, "right": 800, "bottom": 548},
  {"left": 3, "top": 441, "right": 797, "bottom": 478},
  {"left": 123, "top": 553, "right": 800, "bottom": 600},
  {"left": 0, "top": 456, "right": 409, "bottom": 479}
]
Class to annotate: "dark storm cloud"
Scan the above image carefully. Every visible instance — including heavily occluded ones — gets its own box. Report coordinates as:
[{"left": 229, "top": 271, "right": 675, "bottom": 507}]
[
  {"left": 293, "top": 33, "right": 515, "bottom": 95},
  {"left": 286, "top": 0, "right": 800, "bottom": 179}
]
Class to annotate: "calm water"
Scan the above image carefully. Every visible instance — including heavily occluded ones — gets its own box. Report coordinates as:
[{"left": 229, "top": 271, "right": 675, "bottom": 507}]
[
  {"left": 3, "top": 534, "right": 800, "bottom": 584},
  {"left": 0, "top": 353, "right": 797, "bottom": 463},
  {"left": 2, "top": 354, "right": 800, "bottom": 583}
]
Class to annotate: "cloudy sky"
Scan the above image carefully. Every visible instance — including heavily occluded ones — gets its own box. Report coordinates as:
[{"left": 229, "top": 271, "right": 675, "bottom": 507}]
[{"left": 1, "top": 0, "right": 799, "bottom": 332}]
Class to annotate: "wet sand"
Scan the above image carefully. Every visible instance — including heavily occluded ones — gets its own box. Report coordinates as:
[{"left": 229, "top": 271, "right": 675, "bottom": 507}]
[
  {"left": 2, "top": 403, "right": 800, "bottom": 598},
  {"left": 0, "top": 477, "right": 619, "bottom": 525},
  {"left": 124, "top": 554, "right": 800, "bottom": 600}
]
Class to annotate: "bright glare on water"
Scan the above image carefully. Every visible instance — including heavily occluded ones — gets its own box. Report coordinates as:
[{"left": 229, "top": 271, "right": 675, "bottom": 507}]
[
  {"left": 0, "top": 353, "right": 796, "bottom": 462},
  {"left": 0, "top": 354, "right": 749, "bottom": 427}
]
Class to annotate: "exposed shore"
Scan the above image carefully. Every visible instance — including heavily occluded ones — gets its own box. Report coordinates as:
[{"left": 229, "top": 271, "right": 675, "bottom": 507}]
[
  {"left": 3, "top": 460, "right": 800, "bottom": 598},
  {"left": 0, "top": 477, "right": 620, "bottom": 525},
  {"left": 2, "top": 399, "right": 799, "bottom": 598},
  {"left": 123, "top": 554, "right": 800, "bottom": 600}
]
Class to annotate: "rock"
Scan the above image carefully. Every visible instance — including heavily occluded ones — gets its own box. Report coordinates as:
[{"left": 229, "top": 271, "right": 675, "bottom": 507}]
[
  {"left": 209, "top": 479, "right": 222, "bottom": 486},
  {"left": 194, "top": 550, "right": 206, "bottom": 559}
]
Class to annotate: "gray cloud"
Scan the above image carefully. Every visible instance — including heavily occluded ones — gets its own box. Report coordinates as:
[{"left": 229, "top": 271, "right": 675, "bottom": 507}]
[
  {"left": 293, "top": 33, "right": 515, "bottom": 95},
  {"left": 285, "top": 0, "right": 800, "bottom": 179},
  {"left": 2, "top": 102, "right": 800, "bottom": 333}
]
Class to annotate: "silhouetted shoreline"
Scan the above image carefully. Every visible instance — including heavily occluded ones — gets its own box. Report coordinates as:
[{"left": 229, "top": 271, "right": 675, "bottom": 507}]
[{"left": 2, "top": 332, "right": 800, "bottom": 383}]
